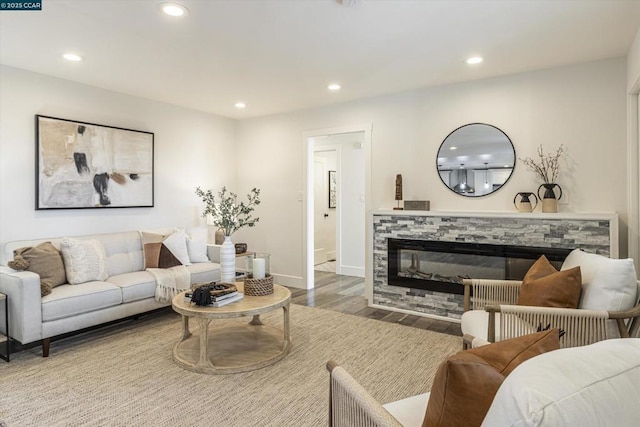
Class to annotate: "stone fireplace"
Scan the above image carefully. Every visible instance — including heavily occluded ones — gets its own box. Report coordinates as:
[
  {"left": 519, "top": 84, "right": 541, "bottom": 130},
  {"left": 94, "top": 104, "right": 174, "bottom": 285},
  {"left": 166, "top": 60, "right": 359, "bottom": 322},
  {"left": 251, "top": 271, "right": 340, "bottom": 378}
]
[{"left": 372, "top": 211, "right": 618, "bottom": 321}]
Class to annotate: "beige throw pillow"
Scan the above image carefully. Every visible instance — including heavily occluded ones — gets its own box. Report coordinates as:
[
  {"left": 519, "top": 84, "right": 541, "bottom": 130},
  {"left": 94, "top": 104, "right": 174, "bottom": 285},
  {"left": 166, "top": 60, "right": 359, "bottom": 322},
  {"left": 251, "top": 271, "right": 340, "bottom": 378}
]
[
  {"left": 8, "top": 242, "right": 67, "bottom": 296},
  {"left": 60, "top": 237, "right": 108, "bottom": 285}
]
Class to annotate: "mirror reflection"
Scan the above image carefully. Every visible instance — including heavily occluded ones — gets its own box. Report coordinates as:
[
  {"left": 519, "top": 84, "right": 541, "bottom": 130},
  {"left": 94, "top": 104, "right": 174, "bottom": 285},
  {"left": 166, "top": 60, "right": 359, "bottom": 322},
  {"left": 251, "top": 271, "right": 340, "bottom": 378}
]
[{"left": 437, "top": 123, "right": 515, "bottom": 197}]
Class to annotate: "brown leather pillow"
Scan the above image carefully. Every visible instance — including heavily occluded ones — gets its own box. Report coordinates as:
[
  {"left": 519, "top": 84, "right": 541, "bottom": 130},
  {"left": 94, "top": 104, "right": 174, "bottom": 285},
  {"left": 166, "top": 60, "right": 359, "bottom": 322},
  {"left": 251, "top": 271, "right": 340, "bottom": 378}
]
[
  {"left": 8, "top": 242, "right": 67, "bottom": 297},
  {"left": 422, "top": 329, "right": 560, "bottom": 427},
  {"left": 517, "top": 255, "right": 582, "bottom": 308}
]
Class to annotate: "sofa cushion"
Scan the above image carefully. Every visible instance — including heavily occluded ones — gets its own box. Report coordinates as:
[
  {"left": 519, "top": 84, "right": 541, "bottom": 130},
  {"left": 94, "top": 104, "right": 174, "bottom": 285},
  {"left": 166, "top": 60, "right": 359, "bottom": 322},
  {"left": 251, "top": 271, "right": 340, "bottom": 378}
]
[
  {"left": 41, "top": 282, "right": 122, "bottom": 321},
  {"left": 141, "top": 230, "right": 191, "bottom": 268},
  {"left": 107, "top": 271, "right": 157, "bottom": 303},
  {"left": 482, "top": 338, "right": 640, "bottom": 427},
  {"left": 384, "top": 393, "right": 430, "bottom": 427},
  {"left": 8, "top": 242, "right": 66, "bottom": 296},
  {"left": 561, "top": 249, "right": 637, "bottom": 311},
  {"left": 60, "top": 238, "right": 109, "bottom": 285},
  {"left": 187, "top": 262, "right": 221, "bottom": 284},
  {"left": 422, "top": 329, "right": 560, "bottom": 427},
  {"left": 186, "top": 227, "right": 209, "bottom": 263},
  {"left": 517, "top": 255, "right": 582, "bottom": 308}
]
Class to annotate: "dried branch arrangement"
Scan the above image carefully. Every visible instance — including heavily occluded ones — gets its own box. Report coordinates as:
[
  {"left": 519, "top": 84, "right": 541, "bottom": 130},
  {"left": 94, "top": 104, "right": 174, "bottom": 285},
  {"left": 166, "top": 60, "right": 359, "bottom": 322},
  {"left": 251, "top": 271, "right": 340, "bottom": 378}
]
[
  {"left": 195, "top": 186, "right": 260, "bottom": 236},
  {"left": 519, "top": 144, "right": 566, "bottom": 183}
]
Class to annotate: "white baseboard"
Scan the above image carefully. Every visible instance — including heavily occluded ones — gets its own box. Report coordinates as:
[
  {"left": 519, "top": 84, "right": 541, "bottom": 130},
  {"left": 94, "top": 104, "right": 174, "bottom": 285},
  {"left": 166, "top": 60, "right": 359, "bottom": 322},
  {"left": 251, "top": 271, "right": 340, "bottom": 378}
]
[
  {"left": 272, "top": 273, "right": 306, "bottom": 289},
  {"left": 338, "top": 265, "right": 364, "bottom": 278}
]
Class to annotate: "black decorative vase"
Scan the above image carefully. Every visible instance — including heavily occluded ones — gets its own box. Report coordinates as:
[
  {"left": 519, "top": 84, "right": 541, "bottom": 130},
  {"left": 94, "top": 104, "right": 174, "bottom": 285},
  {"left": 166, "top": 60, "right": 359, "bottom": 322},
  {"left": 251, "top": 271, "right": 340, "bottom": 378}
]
[
  {"left": 537, "top": 183, "right": 563, "bottom": 213},
  {"left": 513, "top": 192, "right": 538, "bottom": 213}
]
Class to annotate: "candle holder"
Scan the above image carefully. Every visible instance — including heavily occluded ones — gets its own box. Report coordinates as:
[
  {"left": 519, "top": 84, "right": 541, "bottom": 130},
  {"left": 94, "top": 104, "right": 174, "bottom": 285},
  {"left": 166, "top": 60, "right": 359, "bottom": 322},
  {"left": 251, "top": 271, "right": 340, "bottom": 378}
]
[{"left": 244, "top": 253, "right": 273, "bottom": 296}]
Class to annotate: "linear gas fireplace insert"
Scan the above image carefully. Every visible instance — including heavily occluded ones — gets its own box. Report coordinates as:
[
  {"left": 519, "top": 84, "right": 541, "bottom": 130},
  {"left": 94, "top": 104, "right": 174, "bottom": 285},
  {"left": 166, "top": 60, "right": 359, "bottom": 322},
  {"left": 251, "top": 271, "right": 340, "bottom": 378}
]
[{"left": 387, "top": 238, "right": 573, "bottom": 295}]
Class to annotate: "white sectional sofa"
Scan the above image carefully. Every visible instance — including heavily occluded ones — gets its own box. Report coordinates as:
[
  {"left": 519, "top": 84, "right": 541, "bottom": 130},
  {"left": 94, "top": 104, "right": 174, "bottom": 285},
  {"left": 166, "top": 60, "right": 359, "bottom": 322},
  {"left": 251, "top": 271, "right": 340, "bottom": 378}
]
[{"left": 0, "top": 228, "right": 220, "bottom": 357}]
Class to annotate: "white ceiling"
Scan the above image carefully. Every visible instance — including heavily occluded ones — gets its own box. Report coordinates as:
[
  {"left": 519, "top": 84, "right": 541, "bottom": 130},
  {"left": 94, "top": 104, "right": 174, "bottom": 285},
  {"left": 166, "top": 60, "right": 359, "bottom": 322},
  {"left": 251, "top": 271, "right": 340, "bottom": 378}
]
[{"left": 1, "top": 0, "right": 639, "bottom": 119}]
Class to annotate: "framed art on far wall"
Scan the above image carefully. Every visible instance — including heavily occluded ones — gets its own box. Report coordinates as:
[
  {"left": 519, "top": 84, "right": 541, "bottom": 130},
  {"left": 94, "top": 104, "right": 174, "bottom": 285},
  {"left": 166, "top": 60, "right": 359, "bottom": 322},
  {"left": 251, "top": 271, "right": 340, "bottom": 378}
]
[
  {"left": 35, "top": 115, "right": 154, "bottom": 209},
  {"left": 328, "top": 170, "right": 336, "bottom": 208}
]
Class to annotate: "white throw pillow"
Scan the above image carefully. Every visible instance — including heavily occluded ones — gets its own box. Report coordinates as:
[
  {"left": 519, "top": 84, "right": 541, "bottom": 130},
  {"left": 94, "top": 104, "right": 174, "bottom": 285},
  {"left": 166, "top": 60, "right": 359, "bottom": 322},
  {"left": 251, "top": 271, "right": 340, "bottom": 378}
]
[
  {"left": 163, "top": 229, "right": 191, "bottom": 266},
  {"left": 186, "top": 226, "right": 209, "bottom": 263},
  {"left": 560, "top": 249, "right": 637, "bottom": 311},
  {"left": 482, "top": 339, "right": 640, "bottom": 427},
  {"left": 60, "top": 237, "right": 108, "bottom": 284}
]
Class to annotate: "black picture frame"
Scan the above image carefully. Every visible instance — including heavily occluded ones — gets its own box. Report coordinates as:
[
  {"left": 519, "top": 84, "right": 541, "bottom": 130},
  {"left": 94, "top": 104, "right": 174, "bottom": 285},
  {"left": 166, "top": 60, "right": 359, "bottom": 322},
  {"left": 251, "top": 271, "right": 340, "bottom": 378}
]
[
  {"left": 328, "top": 170, "right": 336, "bottom": 208},
  {"left": 35, "top": 115, "right": 154, "bottom": 209}
]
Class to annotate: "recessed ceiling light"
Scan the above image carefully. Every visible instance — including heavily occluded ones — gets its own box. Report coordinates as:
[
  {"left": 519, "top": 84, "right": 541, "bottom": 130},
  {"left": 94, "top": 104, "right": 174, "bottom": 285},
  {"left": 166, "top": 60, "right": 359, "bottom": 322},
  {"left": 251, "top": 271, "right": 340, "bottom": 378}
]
[
  {"left": 328, "top": 83, "right": 341, "bottom": 91},
  {"left": 63, "top": 53, "right": 83, "bottom": 62},
  {"left": 449, "top": 146, "right": 457, "bottom": 150},
  {"left": 159, "top": 2, "right": 189, "bottom": 17},
  {"left": 466, "top": 56, "right": 483, "bottom": 65},
  {"left": 235, "top": 102, "right": 246, "bottom": 109}
]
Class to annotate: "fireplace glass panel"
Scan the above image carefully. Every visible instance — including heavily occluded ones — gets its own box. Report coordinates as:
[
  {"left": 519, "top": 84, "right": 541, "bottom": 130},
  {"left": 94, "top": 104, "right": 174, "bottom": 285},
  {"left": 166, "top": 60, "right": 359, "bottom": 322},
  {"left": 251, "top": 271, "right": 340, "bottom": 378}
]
[{"left": 388, "top": 239, "right": 570, "bottom": 295}]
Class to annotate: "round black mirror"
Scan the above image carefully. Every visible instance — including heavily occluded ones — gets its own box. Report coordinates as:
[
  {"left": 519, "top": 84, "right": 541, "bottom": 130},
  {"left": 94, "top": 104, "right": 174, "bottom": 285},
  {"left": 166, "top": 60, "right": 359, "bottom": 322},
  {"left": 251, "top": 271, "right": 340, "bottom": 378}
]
[{"left": 437, "top": 123, "right": 515, "bottom": 197}]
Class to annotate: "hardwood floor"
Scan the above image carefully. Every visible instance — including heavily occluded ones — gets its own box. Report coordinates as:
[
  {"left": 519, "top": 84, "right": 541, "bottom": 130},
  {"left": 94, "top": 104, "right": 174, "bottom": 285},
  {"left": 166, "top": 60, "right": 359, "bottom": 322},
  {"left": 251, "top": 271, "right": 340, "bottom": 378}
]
[{"left": 288, "top": 270, "right": 462, "bottom": 337}]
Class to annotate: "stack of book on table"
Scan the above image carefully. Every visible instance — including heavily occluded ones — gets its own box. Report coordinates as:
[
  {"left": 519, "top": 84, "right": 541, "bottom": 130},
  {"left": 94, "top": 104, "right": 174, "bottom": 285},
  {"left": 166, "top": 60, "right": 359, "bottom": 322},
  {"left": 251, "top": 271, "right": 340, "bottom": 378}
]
[{"left": 184, "top": 290, "right": 244, "bottom": 307}]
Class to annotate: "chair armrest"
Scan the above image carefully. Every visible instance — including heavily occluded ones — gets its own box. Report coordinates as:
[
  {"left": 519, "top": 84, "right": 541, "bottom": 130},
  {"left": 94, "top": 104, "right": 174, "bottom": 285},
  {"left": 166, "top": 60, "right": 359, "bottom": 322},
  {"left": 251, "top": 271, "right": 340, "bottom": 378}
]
[
  {"left": 462, "top": 279, "right": 522, "bottom": 311},
  {"left": 462, "top": 333, "right": 490, "bottom": 349},
  {"left": 494, "top": 304, "right": 610, "bottom": 348},
  {"left": 608, "top": 302, "right": 640, "bottom": 338},
  {"left": 326, "top": 360, "right": 403, "bottom": 427},
  {"left": 207, "top": 244, "right": 221, "bottom": 263},
  {"left": 0, "top": 266, "right": 43, "bottom": 344}
]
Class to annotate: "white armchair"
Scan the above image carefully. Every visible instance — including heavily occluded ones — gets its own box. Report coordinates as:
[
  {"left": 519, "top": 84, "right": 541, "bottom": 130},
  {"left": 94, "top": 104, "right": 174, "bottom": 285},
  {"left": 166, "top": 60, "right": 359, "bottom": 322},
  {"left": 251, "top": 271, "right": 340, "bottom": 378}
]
[
  {"left": 326, "top": 339, "right": 640, "bottom": 427},
  {"left": 460, "top": 249, "right": 640, "bottom": 350}
]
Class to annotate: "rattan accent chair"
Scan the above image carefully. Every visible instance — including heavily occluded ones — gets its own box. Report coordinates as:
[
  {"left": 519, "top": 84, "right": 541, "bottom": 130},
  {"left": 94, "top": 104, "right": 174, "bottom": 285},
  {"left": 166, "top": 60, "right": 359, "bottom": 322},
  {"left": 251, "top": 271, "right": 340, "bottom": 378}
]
[
  {"left": 326, "top": 360, "right": 425, "bottom": 427},
  {"left": 460, "top": 278, "right": 640, "bottom": 349}
]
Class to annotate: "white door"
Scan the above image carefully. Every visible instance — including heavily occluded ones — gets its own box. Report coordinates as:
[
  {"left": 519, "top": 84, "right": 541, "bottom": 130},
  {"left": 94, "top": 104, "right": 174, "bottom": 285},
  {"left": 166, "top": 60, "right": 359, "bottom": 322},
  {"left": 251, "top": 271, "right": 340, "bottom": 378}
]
[{"left": 314, "top": 157, "right": 330, "bottom": 265}]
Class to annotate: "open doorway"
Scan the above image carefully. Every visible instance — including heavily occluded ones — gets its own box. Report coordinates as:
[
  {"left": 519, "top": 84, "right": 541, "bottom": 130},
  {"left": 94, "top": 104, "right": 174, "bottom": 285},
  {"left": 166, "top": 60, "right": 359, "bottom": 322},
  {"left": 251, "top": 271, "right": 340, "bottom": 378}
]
[{"left": 304, "top": 124, "right": 372, "bottom": 291}]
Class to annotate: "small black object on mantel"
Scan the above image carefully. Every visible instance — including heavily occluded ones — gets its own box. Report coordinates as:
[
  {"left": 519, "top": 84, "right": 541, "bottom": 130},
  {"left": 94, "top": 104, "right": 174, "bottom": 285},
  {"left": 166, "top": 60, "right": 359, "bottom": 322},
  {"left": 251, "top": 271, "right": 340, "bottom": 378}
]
[
  {"left": 235, "top": 243, "right": 247, "bottom": 254},
  {"left": 394, "top": 174, "right": 404, "bottom": 210}
]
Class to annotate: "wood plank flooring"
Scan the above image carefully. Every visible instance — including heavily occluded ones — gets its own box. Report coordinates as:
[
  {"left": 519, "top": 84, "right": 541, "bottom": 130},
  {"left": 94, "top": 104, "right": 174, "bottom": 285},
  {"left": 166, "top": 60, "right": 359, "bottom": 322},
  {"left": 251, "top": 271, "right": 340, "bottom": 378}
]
[{"left": 288, "top": 270, "right": 462, "bottom": 337}]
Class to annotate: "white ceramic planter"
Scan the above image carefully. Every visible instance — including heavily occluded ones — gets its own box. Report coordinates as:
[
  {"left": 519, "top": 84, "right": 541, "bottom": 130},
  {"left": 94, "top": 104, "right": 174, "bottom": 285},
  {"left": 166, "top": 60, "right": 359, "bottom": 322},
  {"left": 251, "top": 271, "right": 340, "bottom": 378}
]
[{"left": 220, "top": 236, "right": 236, "bottom": 283}]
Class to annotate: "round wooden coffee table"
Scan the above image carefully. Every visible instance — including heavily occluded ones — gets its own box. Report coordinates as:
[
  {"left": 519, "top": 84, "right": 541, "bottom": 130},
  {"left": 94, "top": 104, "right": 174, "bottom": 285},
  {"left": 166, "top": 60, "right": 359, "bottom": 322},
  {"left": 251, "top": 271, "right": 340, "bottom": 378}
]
[{"left": 171, "top": 282, "right": 291, "bottom": 374}]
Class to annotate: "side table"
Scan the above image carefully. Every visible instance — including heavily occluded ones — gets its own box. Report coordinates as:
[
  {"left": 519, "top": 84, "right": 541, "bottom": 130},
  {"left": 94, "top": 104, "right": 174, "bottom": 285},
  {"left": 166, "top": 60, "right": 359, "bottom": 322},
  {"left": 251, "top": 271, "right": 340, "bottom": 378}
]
[{"left": 0, "top": 293, "right": 10, "bottom": 362}]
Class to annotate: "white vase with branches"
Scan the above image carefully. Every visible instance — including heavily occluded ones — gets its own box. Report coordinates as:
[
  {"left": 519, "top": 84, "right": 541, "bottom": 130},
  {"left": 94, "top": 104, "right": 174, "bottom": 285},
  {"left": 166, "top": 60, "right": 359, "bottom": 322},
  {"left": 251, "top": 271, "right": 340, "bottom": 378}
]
[{"left": 196, "top": 186, "right": 260, "bottom": 282}]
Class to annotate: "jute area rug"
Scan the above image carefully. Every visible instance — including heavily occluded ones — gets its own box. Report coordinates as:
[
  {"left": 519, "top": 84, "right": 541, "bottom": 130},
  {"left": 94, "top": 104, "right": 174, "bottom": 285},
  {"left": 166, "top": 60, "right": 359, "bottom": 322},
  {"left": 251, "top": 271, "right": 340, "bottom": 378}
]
[{"left": 0, "top": 305, "right": 461, "bottom": 427}]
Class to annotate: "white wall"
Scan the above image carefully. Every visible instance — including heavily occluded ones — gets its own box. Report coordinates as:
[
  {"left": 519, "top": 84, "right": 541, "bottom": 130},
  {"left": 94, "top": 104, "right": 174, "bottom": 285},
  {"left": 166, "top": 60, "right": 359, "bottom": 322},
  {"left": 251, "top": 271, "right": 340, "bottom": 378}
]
[
  {"left": 628, "top": 26, "right": 640, "bottom": 91},
  {"left": 236, "top": 58, "right": 628, "bottom": 287},
  {"left": 1, "top": 59, "right": 629, "bottom": 288},
  {"left": 627, "top": 26, "right": 640, "bottom": 267},
  {"left": 0, "top": 65, "right": 237, "bottom": 243}
]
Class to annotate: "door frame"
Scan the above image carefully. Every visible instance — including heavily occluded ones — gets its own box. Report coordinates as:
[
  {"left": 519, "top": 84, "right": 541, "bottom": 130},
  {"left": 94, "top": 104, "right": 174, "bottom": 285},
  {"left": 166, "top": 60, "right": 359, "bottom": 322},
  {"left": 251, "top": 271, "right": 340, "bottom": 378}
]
[
  {"left": 303, "top": 124, "right": 372, "bottom": 290},
  {"left": 628, "top": 76, "right": 640, "bottom": 266}
]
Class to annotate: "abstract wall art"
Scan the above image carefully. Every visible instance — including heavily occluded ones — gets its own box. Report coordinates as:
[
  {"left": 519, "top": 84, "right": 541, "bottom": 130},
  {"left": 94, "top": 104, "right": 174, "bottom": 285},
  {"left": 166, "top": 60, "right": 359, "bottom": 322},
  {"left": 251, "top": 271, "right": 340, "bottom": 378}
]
[
  {"left": 328, "top": 170, "right": 336, "bottom": 208},
  {"left": 36, "top": 115, "right": 154, "bottom": 209}
]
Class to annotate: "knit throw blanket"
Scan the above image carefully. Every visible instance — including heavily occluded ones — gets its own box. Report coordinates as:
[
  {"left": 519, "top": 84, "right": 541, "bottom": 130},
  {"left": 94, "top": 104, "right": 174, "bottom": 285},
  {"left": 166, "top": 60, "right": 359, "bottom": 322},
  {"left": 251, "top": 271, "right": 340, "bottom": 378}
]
[{"left": 147, "top": 265, "right": 191, "bottom": 303}]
